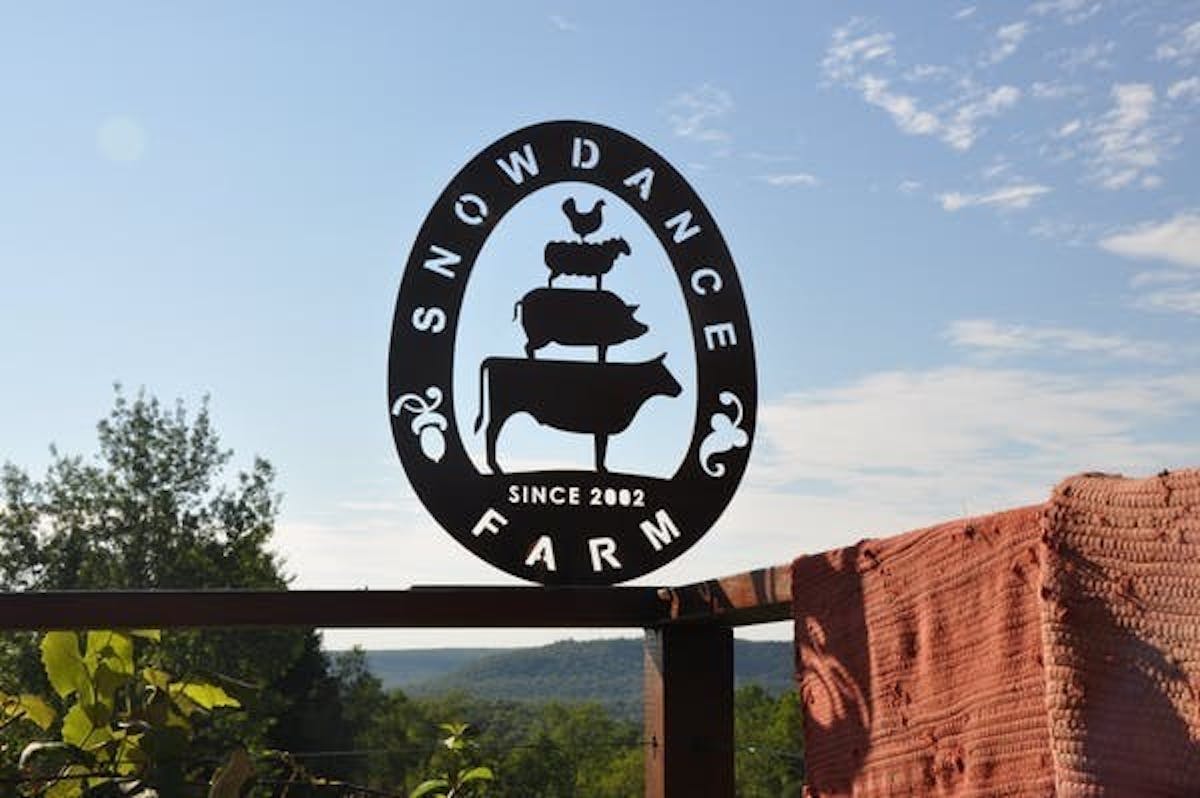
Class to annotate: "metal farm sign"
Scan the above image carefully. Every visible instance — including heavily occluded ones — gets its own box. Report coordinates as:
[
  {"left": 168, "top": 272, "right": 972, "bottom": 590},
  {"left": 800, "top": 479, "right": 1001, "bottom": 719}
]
[{"left": 389, "top": 121, "right": 756, "bottom": 584}]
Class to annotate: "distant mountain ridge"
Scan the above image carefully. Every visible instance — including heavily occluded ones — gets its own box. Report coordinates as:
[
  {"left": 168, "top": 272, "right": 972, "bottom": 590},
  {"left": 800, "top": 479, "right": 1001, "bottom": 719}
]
[{"left": 364, "top": 638, "right": 792, "bottom": 720}]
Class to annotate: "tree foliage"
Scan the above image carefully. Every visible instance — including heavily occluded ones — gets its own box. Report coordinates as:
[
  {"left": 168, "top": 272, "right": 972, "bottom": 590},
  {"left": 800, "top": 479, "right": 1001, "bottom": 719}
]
[
  {"left": 0, "top": 390, "right": 348, "bottom": 772},
  {"left": 734, "top": 684, "right": 805, "bottom": 798},
  {"left": 0, "top": 388, "right": 281, "bottom": 593},
  {"left": 0, "top": 390, "right": 806, "bottom": 794},
  {"left": 14, "top": 629, "right": 242, "bottom": 798}
]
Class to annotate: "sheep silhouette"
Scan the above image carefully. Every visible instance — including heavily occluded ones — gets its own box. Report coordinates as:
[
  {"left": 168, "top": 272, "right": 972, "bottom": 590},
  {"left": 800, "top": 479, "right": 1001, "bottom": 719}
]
[{"left": 543, "top": 238, "right": 631, "bottom": 290}]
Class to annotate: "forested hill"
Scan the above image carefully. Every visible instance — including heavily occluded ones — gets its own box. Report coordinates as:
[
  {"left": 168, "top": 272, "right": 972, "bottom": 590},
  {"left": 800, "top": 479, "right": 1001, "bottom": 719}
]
[{"left": 365, "top": 638, "right": 793, "bottom": 719}]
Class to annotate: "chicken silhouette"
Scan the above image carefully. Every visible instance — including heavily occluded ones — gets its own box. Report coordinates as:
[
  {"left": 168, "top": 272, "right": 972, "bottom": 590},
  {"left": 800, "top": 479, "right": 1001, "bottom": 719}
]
[{"left": 562, "top": 197, "right": 605, "bottom": 241}]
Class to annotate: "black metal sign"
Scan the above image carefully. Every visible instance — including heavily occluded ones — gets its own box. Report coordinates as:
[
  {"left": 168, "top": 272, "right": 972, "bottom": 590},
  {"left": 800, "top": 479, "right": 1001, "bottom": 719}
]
[{"left": 389, "top": 121, "right": 756, "bottom": 584}]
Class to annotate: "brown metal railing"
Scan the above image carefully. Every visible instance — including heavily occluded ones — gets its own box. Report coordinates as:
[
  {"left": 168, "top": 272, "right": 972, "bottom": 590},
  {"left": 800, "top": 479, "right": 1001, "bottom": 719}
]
[{"left": 0, "top": 565, "right": 793, "bottom": 797}]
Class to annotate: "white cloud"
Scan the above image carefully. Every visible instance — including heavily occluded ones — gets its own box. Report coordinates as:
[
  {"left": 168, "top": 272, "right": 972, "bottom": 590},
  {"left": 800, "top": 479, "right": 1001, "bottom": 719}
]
[
  {"left": 549, "top": 14, "right": 578, "bottom": 32},
  {"left": 1168, "top": 76, "right": 1200, "bottom": 102},
  {"left": 1099, "top": 212, "right": 1200, "bottom": 268},
  {"left": 823, "top": 21, "right": 1020, "bottom": 151},
  {"left": 1138, "top": 289, "right": 1200, "bottom": 316},
  {"left": 1030, "top": 217, "right": 1095, "bottom": 245},
  {"left": 822, "top": 20, "right": 895, "bottom": 81},
  {"left": 96, "top": 116, "right": 147, "bottom": 163},
  {"left": 1031, "top": 80, "right": 1082, "bottom": 100},
  {"left": 954, "top": 6, "right": 977, "bottom": 20},
  {"left": 759, "top": 172, "right": 820, "bottom": 187},
  {"left": 857, "top": 75, "right": 941, "bottom": 135},
  {"left": 1057, "top": 119, "right": 1082, "bottom": 137},
  {"left": 1156, "top": 20, "right": 1200, "bottom": 65},
  {"left": 984, "top": 22, "right": 1030, "bottom": 65},
  {"left": 898, "top": 179, "right": 923, "bottom": 194},
  {"left": 667, "top": 84, "right": 734, "bottom": 143},
  {"left": 1030, "top": 0, "right": 1102, "bottom": 24},
  {"left": 939, "top": 183, "right": 1051, "bottom": 211},
  {"left": 1086, "top": 83, "right": 1166, "bottom": 189},
  {"left": 945, "top": 318, "right": 1171, "bottom": 361},
  {"left": 904, "top": 64, "right": 953, "bottom": 82},
  {"left": 1130, "top": 269, "right": 1196, "bottom": 288},
  {"left": 756, "top": 367, "right": 1200, "bottom": 516},
  {"left": 942, "top": 85, "right": 1022, "bottom": 150},
  {"left": 1054, "top": 40, "right": 1116, "bottom": 71}
]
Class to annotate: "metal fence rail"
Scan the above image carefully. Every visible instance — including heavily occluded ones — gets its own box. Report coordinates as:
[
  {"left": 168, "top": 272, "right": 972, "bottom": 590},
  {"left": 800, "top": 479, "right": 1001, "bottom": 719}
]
[{"left": 0, "top": 564, "right": 794, "bottom": 798}]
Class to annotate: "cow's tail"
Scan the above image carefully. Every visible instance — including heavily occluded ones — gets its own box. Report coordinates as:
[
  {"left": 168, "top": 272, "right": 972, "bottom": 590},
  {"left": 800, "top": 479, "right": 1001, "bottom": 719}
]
[
  {"left": 474, "top": 359, "right": 489, "bottom": 434},
  {"left": 512, "top": 300, "right": 522, "bottom": 323}
]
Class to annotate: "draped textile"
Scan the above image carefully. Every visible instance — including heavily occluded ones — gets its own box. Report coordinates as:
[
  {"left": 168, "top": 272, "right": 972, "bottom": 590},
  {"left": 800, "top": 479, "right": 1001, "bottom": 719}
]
[{"left": 793, "top": 470, "right": 1200, "bottom": 797}]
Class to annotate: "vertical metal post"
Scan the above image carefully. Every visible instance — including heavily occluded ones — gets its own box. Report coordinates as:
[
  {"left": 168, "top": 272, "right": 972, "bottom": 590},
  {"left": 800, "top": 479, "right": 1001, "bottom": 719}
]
[{"left": 643, "top": 624, "right": 734, "bottom": 798}]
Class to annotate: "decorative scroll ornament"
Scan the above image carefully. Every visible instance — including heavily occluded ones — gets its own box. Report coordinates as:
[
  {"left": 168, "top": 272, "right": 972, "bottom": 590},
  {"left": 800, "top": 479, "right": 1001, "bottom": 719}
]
[
  {"left": 700, "top": 391, "right": 749, "bottom": 477},
  {"left": 391, "top": 387, "right": 449, "bottom": 463}
]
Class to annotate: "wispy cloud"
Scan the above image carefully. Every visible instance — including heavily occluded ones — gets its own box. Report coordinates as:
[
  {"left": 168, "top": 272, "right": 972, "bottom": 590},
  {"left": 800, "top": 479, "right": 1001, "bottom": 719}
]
[
  {"left": 1168, "top": 76, "right": 1200, "bottom": 102},
  {"left": 1030, "top": 0, "right": 1102, "bottom": 25},
  {"left": 759, "top": 172, "right": 820, "bottom": 187},
  {"left": 1085, "top": 83, "right": 1167, "bottom": 189},
  {"left": 1138, "top": 289, "right": 1200, "bottom": 316},
  {"left": 1101, "top": 213, "right": 1200, "bottom": 316},
  {"left": 1030, "top": 80, "right": 1083, "bottom": 100},
  {"left": 667, "top": 84, "right": 734, "bottom": 143},
  {"left": 549, "top": 14, "right": 579, "bottom": 32},
  {"left": 857, "top": 75, "right": 941, "bottom": 135},
  {"left": 1056, "top": 119, "right": 1083, "bottom": 137},
  {"left": 1054, "top": 40, "right": 1116, "bottom": 71},
  {"left": 983, "top": 22, "right": 1030, "bottom": 65},
  {"left": 757, "top": 367, "right": 1200, "bottom": 514},
  {"left": 822, "top": 19, "right": 895, "bottom": 81},
  {"left": 939, "top": 183, "right": 1051, "bottom": 211},
  {"left": 823, "top": 20, "right": 1021, "bottom": 151},
  {"left": 945, "top": 318, "right": 1171, "bottom": 361},
  {"left": 904, "top": 64, "right": 954, "bottom": 83},
  {"left": 1156, "top": 20, "right": 1200, "bottom": 65},
  {"left": 1100, "top": 212, "right": 1200, "bottom": 268},
  {"left": 942, "top": 85, "right": 1021, "bottom": 150},
  {"left": 1029, "top": 217, "right": 1096, "bottom": 245},
  {"left": 954, "top": 6, "right": 977, "bottom": 21}
]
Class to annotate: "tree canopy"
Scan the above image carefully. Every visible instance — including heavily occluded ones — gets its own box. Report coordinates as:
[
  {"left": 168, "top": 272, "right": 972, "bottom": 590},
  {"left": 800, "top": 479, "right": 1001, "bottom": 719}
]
[
  {"left": 0, "top": 389, "right": 354, "bottom": 775},
  {"left": 0, "top": 388, "right": 281, "bottom": 593},
  {"left": 0, "top": 389, "right": 805, "bottom": 795}
]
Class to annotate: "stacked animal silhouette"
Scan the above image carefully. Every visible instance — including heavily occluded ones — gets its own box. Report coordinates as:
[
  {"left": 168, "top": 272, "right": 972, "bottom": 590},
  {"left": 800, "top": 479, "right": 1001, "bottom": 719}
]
[
  {"left": 544, "top": 199, "right": 631, "bottom": 290},
  {"left": 475, "top": 197, "right": 679, "bottom": 474}
]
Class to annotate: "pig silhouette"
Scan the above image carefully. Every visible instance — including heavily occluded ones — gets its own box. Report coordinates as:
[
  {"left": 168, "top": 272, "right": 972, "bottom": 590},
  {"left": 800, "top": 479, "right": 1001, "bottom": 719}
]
[{"left": 513, "top": 288, "right": 648, "bottom": 362}]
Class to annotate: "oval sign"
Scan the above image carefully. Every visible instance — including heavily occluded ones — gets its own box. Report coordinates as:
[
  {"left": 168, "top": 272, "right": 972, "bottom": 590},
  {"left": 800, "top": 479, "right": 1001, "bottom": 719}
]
[{"left": 388, "top": 120, "right": 756, "bottom": 585}]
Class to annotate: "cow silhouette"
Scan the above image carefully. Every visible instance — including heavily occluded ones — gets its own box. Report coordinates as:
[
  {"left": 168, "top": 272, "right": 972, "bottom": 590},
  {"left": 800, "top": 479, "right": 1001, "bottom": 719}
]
[
  {"left": 513, "top": 288, "right": 648, "bottom": 362},
  {"left": 473, "top": 354, "right": 682, "bottom": 474},
  {"left": 543, "top": 238, "right": 631, "bottom": 290}
]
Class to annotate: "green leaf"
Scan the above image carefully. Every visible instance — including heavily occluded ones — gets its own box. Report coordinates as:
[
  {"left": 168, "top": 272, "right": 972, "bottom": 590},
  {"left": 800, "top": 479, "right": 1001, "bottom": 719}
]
[
  {"left": 128, "top": 629, "right": 161, "bottom": 642},
  {"left": 61, "top": 703, "right": 114, "bottom": 750},
  {"left": 41, "top": 632, "right": 89, "bottom": 699},
  {"left": 92, "top": 660, "right": 131, "bottom": 709},
  {"left": 410, "top": 778, "right": 450, "bottom": 798},
  {"left": 458, "top": 766, "right": 494, "bottom": 784},
  {"left": 142, "top": 667, "right": 171, "bottom": 690},
  {"left": 173, "top": 681, "right": 239, "bottom": 711},
  {"left": 43, "top": 765, "right": 90, "bottom": 798},
  {"left": 16, "top": 694, "right": 56, "bottom": 730},
  {"left": 86, "top": 630, "right": 134, "bottom": 677}
]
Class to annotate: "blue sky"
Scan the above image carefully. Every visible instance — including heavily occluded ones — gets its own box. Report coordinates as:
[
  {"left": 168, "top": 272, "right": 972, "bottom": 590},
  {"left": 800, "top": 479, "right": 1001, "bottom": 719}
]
[{"left": 2, "top": 2, "right": 1198, "bottom": 648}]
